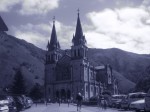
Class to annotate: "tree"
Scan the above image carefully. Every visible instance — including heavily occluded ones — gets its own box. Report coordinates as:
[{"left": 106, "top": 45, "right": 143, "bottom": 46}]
[
  {"left": 29, "top": 83, "right": 43, "bottom": 101},
  {"left": 11, "top": 69, "right": 26, "bottom": 95},
  {"left": 135, "top": 76, "right": 150, "bottom": 93}
]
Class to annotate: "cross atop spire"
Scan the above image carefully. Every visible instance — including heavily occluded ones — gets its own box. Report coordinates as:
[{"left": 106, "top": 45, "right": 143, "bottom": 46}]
[
  {"left": 53, "top": 16, "right": 55, "bottom": 24},
  {"left": 77, "top": 8, "right": 80, "bottom": 17}
]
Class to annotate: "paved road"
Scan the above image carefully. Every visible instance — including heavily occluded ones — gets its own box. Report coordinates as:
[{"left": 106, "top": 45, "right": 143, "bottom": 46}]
[{"left": 22, "top": 103, "right": 134, "bottom": 112}]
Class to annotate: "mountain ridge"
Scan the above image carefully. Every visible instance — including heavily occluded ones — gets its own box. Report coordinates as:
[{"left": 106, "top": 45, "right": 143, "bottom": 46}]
[{"left": 2, "top": 32, "right": 150, "bottom": 93}]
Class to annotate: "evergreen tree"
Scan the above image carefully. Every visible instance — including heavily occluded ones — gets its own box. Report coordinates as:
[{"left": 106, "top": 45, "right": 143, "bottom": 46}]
[
  {"left": 29, "top": 83, "right": 43, "bottom": 101},
  {"left": 135, "top": 76, "right": 150, "bottom": 92},
  {"left": 11, "top": 69, "right": 26, "bottom": 95}
]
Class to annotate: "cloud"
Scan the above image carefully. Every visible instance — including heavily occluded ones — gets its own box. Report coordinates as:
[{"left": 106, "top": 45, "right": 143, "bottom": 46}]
[
  {"left": 19, "top": 0, "right": 60, "bottom": 15},
  {"left": 11, "top": 21, "right": 74, "bottom": 50},
  {"left": 0, "top": 0, "right": 60, "bottom": 15},
  {"left": 142, "top": 0, "right": 150, "bottom": 6},
  {"left": 86, "top": 6, "right": 150, "bottom": 54},
  {"left": 0, "top": 0, "right": 20, "bottom": 12}
]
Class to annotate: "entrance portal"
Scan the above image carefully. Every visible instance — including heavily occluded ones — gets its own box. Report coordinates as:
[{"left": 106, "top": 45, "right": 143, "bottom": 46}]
[
  {"left": 67, "top": 90, "right": 71, "bottom": 99},
  {"left": 61, "top": 89, "right": 66, "bottom": 100},
  {"left": 56, "top": 91, "right": 60, "bottom": 98}
]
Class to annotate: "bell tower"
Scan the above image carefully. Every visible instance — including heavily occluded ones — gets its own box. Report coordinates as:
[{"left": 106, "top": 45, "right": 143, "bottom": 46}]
[
  {"left": 45, "top": 17, "right": 61, "bottom": 100},
  {"left": 46, "top": 17, "right": 61, "bottom": 64},
  {"left": 71, "top": 10, "right": 89, "bottom": 100},
  {"left": 71, "top": 9, "right": 88, "bottom": 60}
]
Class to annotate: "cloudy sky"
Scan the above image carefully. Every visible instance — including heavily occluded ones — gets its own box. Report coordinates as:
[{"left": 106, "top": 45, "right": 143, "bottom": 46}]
[{"left": 1, "top": 0, "right": 150, "bottom": 54}]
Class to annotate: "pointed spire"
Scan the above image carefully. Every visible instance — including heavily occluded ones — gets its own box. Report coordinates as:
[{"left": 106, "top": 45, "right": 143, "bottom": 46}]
[
  {"left": 72, "top": 34, "right": 75, "bottom": 43},
  {"left": 75, "top": 8, "right": 83, "bottom": 38},
  {"left": 49, "top": 16, "right": 60, "bottom": 51},
  {"left": 77, "top": 8, "right": 80, "bottom": 18},
  {"left": 72, "top": 9, "right": 86, "bottom": 46},
  {"left": 53, "top": 16, "right": 55, "bottom": 24},
  {"left": 47, "top": 40, "right": 49, "bottom": 49}
]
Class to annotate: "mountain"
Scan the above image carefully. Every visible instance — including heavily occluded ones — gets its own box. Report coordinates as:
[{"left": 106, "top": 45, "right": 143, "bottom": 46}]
[
  {"left": 0, "top": 32, "right": 45, "bottom": 90},
  {"left": 88, "top": 48, "right": 150, "bottom": 83},
  {"left": 1, "top": 32, "right": 150, "bottom": 93}
]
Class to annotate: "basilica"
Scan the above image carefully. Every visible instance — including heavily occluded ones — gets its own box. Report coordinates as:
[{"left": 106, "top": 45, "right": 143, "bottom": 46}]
[{"left": 45, "top": 12, "right": 118, "bottom": 101}]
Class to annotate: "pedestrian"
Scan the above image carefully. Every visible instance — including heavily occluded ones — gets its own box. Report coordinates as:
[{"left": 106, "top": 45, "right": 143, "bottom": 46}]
[
  {"left": 35, "top": 100, "right": 38, "bottom": 107},
  {"left": 103, "top": 99, "right": 107, "bottom": 109},
  {"left": 58, "top": 98, "right": 61, "bottom": 106},
  {"left": 45, "top": 100, "right": 47, "bottom": 106},
  {"left": 76, "top": 92, "right": 83, "bottom": 111},
  {"left": 101, "top": 98, "right": 104, "bottom": 109},
  {"left": 97, "top": 95, "right": 101, "bottom": 108},
  {"left": 67, "top": 99, "right": 70, "bottom": 107}
]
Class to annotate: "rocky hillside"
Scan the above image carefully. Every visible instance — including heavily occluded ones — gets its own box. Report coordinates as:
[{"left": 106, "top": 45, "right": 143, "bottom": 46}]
[
  {"left": 1, "top": 31, "right": 150, "bottom": 93},
  {"left": 0, "top": 32, "right": 45, "bottom": 90},
  {"left": 88, "top": 48, "right": 150, "bottom": 83}
]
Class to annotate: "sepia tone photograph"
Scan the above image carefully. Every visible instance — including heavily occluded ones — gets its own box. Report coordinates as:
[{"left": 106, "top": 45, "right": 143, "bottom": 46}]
[{"left": 0, "top": 0, "right": 150, "bottom": 112}]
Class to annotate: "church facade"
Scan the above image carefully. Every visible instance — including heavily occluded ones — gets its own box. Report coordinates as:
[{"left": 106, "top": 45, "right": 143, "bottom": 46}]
[{"left": 45, "top": 12, "right": 118, "bottom": 101}]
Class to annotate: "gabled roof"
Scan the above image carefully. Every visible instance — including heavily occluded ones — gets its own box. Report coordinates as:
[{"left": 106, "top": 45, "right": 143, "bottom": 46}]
[
  {"left": 0, "top": 16, "right": 8, "bottom": 31},
  {"left": 57, "top": 54, "right": 71, "bottom": 66}
]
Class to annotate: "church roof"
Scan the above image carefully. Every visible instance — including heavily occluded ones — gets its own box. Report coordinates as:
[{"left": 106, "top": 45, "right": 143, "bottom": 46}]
[
  {"left": 57, "top": 54, "right": 71, "bottom": 66},
  {"left": 72, "top": 10, "right": 86, "bottom": 46},
  {"left": 48, "top": 18, "right": 60, "bottom": 51},
  {"left": 0, "top": 16, "right": 8, "bottom": 31}
]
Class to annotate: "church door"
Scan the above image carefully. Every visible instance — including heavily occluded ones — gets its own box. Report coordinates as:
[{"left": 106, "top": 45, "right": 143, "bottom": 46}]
[
  {"left": 61, "top": 89, "right": 66, "bottom": 101},
  {"left": 67, "top": 90, "right": 71, "bottom": 99}
]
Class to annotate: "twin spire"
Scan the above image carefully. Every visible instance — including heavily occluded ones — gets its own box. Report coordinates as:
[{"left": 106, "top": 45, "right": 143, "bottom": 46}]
[
  {"left": 72, "top": 9, "right": 86, "bottom": 46},
  {"left": 47, "top": 9, "right": 86, "bottom": 51},
  {"left": 47, "top": 16, "right": 60, "bottom": 51}
]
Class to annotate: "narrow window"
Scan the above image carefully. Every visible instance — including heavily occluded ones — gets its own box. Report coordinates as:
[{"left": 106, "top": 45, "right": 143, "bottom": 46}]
[
  {"left": 86, "top": 85, "right": 88, "bottom": 92},
  {"left": 78, "top": 49, "right": 80, "bottom": 57}
]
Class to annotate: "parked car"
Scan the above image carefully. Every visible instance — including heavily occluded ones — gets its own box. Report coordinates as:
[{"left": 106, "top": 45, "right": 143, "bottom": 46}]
[
  {"left": 110, "top": 94, "right": 126, "bottom": 108},
  {"left": 6, "top": 96, "right": 17, "bottom": 111},
  {"left": 20, "top": 95, "right": 30, "bottom": 108},
  {"left": 0, "top": 95, "right": 9, "bottom": 111},
  {"left": 12, "top": 96, "right": 26, "bottom": 111},
  {"left": 130, "top": 99, "right": 145, "bottom": 112},
  {"left": 120, "top": 96, "right": 128, "bottom": 109},
  {"left": 25, "top": 97, "right": 33, "bottom": 108},
  {"left": 89, "top": 96, "right": 98, "bottom": 105},
  {"left": 121, "top": 92, "right": 146, "bottom": 110},
  {"left": 145, "top": 88, "right": 150, "bottom": 112}
]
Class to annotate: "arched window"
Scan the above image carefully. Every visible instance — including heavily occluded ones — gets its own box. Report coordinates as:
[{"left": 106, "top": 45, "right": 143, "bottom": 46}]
[
  {"left": 49, "top": 88, "right": 51, "bottom": 95},
  {"left": 78, "top": 49, "right": 80, "bottom": 57},
  {"left": 49, "top": 55, "right": 50, "bottom": 61},
  {"left": 74, "top": 50, "right": 76, "bottom": 57}
]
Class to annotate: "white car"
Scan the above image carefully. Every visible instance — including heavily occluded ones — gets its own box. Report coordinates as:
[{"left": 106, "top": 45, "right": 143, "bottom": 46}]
[
  {"left": 0, "top": 105, "right": 9, "bottom": 111},
  {"left": 121, "top": 92, "right": 146, "bottom": 110},
  {"left": 0, "top": 95, "right": 9, "bottom": 111},
  {"left": 145, "top": 89, "right": 150, "bottom": 112},
  {"left": 130, "top": 99, "right": 145, "bottom": 111}
]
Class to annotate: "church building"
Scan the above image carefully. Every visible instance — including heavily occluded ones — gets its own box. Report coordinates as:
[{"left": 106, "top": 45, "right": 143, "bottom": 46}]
[{"left": 45, "top": 12, "right": 118, "bottom": 101}]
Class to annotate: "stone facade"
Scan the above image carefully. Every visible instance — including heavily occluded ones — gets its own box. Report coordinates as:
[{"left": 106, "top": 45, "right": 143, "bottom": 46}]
[{"left": 45, "top": 13, "right": 118, "bottom": 101}]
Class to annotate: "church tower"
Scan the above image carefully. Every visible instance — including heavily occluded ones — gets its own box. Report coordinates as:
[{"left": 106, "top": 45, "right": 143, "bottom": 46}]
[
  {"left": 46, "top": 18, "right": 61, "bottom": 64},
  {"left": 71, "top": 10, "right": 91, "bottom": 100},
  {"left": 71, "top": 10, "right": 88, "bottom": 60},
  {"left": 45, "top": 18, "right": 61, "bottom": 100}
]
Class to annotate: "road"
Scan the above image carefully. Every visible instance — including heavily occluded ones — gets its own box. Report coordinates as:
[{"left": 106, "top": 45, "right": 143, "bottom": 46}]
[{"left": 22, "top": 103, "right": 134, "bottom": 112}]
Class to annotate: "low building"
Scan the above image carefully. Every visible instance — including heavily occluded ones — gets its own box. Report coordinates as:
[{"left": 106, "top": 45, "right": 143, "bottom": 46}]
[{"left": 96, "top": 65, "right": 118, "bottom": 95}]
